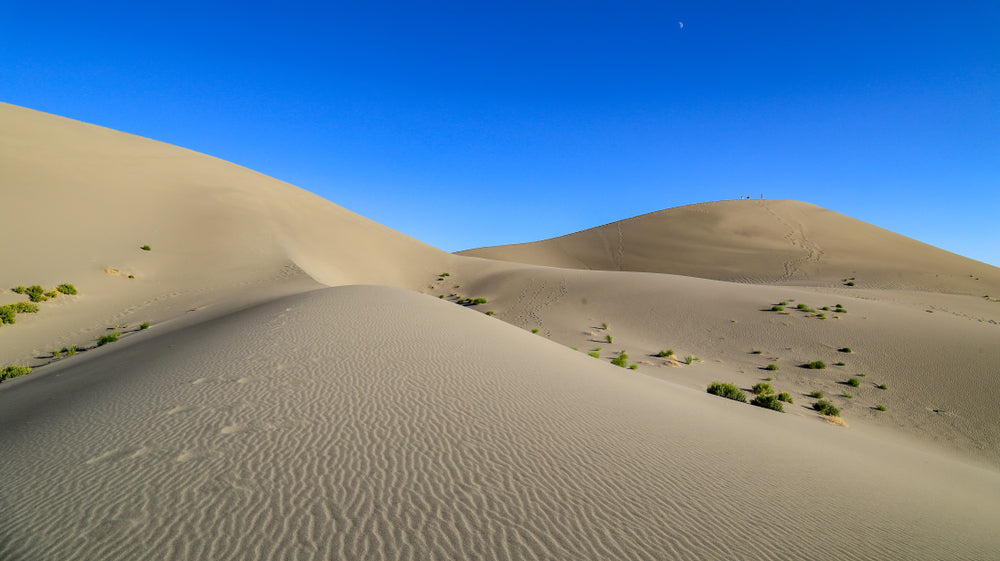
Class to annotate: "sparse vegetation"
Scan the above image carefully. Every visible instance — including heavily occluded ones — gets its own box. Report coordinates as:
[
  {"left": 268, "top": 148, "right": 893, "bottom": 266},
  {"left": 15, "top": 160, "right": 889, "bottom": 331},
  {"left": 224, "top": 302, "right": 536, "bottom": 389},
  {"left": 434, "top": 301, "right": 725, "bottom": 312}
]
[
  {"left": 838, "top": 347, "right": 852, "bottom": 353},
  {"left": 56, "top": 283, "right": 78, "bottom": 295},
  {"left": 52, "top": 349, "right": 61, "bottom": 357},
  {"left": 66, "top": 345, "right": 77, "bottom": 356},
  {"left": 98, "top": 332, "right": 121, "bottom": 346},
  {"left": 605, "top": 334, "right": 614, "bottom": 344},
  {"left": 846, "top": 281, "right": 855, "bottom": 286},
  {"left": 778, "top": 301, "right": 787, "bottom": 306},
  {"left": 141, "top": 245, "right": 151, "bottom": 251},
  {"left": 847, "top": 377, "right": 860, "bottom": 387},
  {"left": 751, "top": 394, "right": 784, "bottom": 412},
  {"left": 611, "top": 351, "right": 629, "bottom": 368},
  {"left": 12, "top": 286, "right": 26, "bottom": 294},
  {"left": 440, "top": 273, "right": 450, "bottom": 277},
  {"left": 809, "top": 391, "right": 824, "bottom": 399},
  {"left": 875, "top": 405, "right": 887, "bottom": 411},
  {"left": 834, "top": 361, "right": 845, "bottom": 366},
  {"left": 25, "top": 285, "right": 48, "bottom": 302},
  {"left": 814, "top": 400, "right": 840, "bottom": 416},
  {"left": 805, "top": 360, "right": 826, "bottom": 369},
  {"left": 877, "top": 383, "right": 887, "bottom": 390},
  {"left": 771, "top": 305, "right": 784, "bottom": 311},
  {"left": 485, "top": 311, "right": 495, "bottom": 316},
  {"left": 684, "top": 355, "right": 699, "bottom": 365},
  {"left": 629, "top": 364, "right": 638, "bottom": 370},
  {"left": 140, "top": 322, "right": 150, "bottom": 329},
  {"left": 777, "top": 392, "right": 793, "bottom": 403},
  {"left": 531, "top": 328, "right": 539, "bottom": 334},
  {"left": 764, "top": 377, "right": 772, "bottom": 381},
  {"left": 657, "top": 349, "right": 674, "bottom": 358},
  {"left": 588, "top": 352, "right": 600, "bottom": 359},
  {"left": 707, "top": 382, "right": 747, "bottom": 402},
  {"left": 752, "top": 382, "right": 774, "bottom": 395},
  {"left": 1, "top": 365, "right": 32, "bottom": 381},
  {"left": 601, "top": 322, "right": 609, "bottom": 330},
  {"left": 843, "top": 392, "right": 853, "bottom": 398},
  {"left": 857, "top": 372, "right": 866, "bottom": 377}
]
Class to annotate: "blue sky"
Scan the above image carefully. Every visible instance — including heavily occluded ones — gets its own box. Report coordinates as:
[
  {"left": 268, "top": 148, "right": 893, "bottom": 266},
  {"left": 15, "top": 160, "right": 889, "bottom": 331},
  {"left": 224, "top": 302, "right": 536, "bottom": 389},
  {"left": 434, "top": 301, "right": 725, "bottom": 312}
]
[{"left": 3, "top": 1, "right": 998, "bottom": 266}]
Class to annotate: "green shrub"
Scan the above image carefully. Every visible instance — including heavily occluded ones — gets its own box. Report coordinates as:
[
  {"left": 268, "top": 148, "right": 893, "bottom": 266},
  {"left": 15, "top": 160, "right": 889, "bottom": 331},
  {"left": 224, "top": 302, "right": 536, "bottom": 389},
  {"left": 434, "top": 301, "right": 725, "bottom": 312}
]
[
  {"left": 847, "top": 377, "right": 860, "bottom": 387},
  {"left": 857, "top": 372, "right": 866, "bottom": 377},
  {"left": 531, "top": 328, "right": 539, "bottom": 334},
  {"left": 141, "top": 245, "right": 151, "bottom": 251},
  {"left": 777, "top": 392, "right": 793, "bottom": 403},
  {"left": 796, "top": 303, "right": 810, "bottom": 310},
  {"left": 13, "top": 302, "right": 38, "bottom": 313},
  {"left": 816, "top": 312, "right": 826, "bottom": 319},
  {"left": 0, "top": 307, "right": 14, "bottom": 325},
  {"left": 821, "top": 306, "right": 830, "bottom": 311},
  {"left": 877, "top": 383, "right": 887, "bottom": 390},
  {"left": 471, "top": 298, "right": 488, "bottom": 305},
  {"left": 771, "top": 305, "right": 784, "bottom": 311},
  {"left": 485, "top": 311, "right": 495, "bottom": 316},
  {"left": 570, "top": 346, "right": 577, "bottom": 351},
  {"left": 12, "top": 286, "right": 25, "bottom": 294},
  {"left": 1, "top": 365, "right": 32, "bottom": 381},
  {"left": 684, "top": 355, "right": 699, "bottom": 365},
  {"left": 66, "top": 345, "right": 77, "bottom": 356},
  {"left": 98, "top": 332, "right": 121, "bottom": 346},
  {"left": 765, "top": 364, "right": 779, "bottom": 371},
  {"left": 707, "top": 382, "right": 747, "bottom": 402},
  {"left": 846, "top": 281, "right": 855, "bottom": 286},
  {"left": 751, "top": 350, "right": 762, "bottom": 354},
  {"left": 601, "top": 322, "right": 609, "bottom": 330},
  {"left": 838, "top": 347, "right": 852, "bottom": 353},
  {"left": 25, "top": 285, "right": 47, "bottom": 302},
  {"left": 814, "top": 400, "right": 840, "bottom": 416},
  {"left": 440, "top": 273, "right": 450, "bottom": 277},
  {"left": 44, "top": 291, "right": 58, "bottom": 299},
  {"left": 751, "top": 394, "right": 784, "bottom": 412},
  {"left": 875, "top": 405, "right": 887, "bottom": 411},
  {"left": 656, "top": 349, "right": 674, "bottom": 357},
  {"left": 611, "top": 351, "right": 630, "bottom": 368},
  {"left": 765, "top": 377, "right": 772, "bottom": 381},
  {"left": 752, "top": 382, "right": 774, "bottom": 395},
  {"left": 51, "top": 349, "right": 61, "bottom": 357},
  {"left": 605, "top": 334, "right": 614, "bottom": 344},
  {"left": 140, "top": 322, "right": 150, "bottom": 329},
  {"left": 629, "top": 364, "right": 639, "bottom": 370},
  {"left": 588, "top": 352, "right": 600, "bottom": 359},
  {"left": 834, "top": 361, "right": 845, "bottom": 366},
  {"left": 806, "top": 361, "right": 826, "bottom": 369},
  {"left": 810, "top": 391, "right": 824, "bottom": 399},
  {"left": 778, "top": 301, "right": 787, "bottom": 306},
  {"left": 56, "top": 283, "right": 78, "bottom": 295}
]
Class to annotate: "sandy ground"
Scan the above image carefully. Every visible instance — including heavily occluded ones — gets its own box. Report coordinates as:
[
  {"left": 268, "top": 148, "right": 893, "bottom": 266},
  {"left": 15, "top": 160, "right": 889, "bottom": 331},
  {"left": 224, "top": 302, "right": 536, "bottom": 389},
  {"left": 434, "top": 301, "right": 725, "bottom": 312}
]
[{"left": 3, "top": 103, "right": 1000, "bottom": 559}]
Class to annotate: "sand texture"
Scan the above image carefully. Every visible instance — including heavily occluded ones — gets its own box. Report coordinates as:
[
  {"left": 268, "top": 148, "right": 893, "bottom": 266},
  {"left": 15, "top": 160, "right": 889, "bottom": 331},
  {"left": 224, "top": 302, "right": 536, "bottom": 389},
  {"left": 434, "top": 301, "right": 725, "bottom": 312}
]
[{"left": 3, "top": 103, "right": 1000, "bottom": 559}]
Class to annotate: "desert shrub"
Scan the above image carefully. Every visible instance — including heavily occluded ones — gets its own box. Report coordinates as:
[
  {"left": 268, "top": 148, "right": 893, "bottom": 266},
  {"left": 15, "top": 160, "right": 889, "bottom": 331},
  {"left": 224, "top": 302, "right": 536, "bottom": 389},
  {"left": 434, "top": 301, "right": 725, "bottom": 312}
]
[
  {"left": 1, "top": 365, "right": 32, "bottom": 381},
  {"left": 12, "top": 286, "right": 25, "bottom": 294},
  {"left": 629, "top": 364, "right": 638, "bottom": 370},
  {"left": 875, "top": 405, "right": 887, "bottom": 411},
  {"left": 847, "top": 377, "right": 860, "bottom": 387},
  {"left": 611, "top": 351, "right": 630, "bottom": 368},
  {"left": 684, "top": 355, "right": 699, "bottom": 364},
  {"left": 778, "top": 301, "right": 787, "bottom": 306},
  {"left": 752, "top": 382, "right": 774, "bottom": 395},
  {"left": 13, "top": 302, "right": 39, "bottom": 313},
  {"left": 707, "top": 382, "right": 747, "bottom": 402},
  {"left": 570, "top": 346, "right": 577, "bottom": 351},
  {"left": 471, "top": 298, "right": 488, "bottom": 305},
  {"left": 796, "top": 303, "right": 809, "bottom": 310},
  {"left": 821, "top": 306, "right": 830, "bottom": 311},
  {"left": 834, "top": 361, "right": 845, "bottom": 366},
  {"left": 751, "top": 350, "right": 762, "bottom": 354},
  {"left": 588, "top": 352, "right": 600, "bottom": 359},
  {"left": 531, "top": 328, "right": 539, "bottom": 334},
  {"left": 25, "top": 285, "right": 47, "bottom": 302},
  {"left": 751, "top": 394, "right": 784, "bottom": 412},
  {"left": 777, "top": 392, "right": 793, "bottom": 403},
  {"left": 56, "top": 283, "right": 78, "bottom": 295},
  {"left": 440, "top": 273, "right": 450, "bottom": 277},
  {"left": 846, "top": 281, "right": 855, "bottom": 286},
  {"left": 141, "top": 245, "right": 151, "bottom": 251},
  {"left": 601, "top": 322, "right": 609, "bottom": 330},
  {"left": 765, "top": 363, "right": 779, "bottom": 371},
  {"left": 0, "top": 307, "right": 14, "bottom": 325},
  {"left": 857, "top": 372, "right": 866, "bottom": 377},
  {"left": 806, "top": 361, "right": 826, "bottom": 369},
  {"left": 657, "top": 349, "right": 674, "bottom": 357},
  {"left": 128, "top": 275, "right": 135, "bottom": 279},
  {"left": 838, "top": 347, "right": 852, "bottom": 353},
  {"left": 877, "top": 383, "right": 887, "bottom": 390},
  {"left": 605, "top": 334, "right": 614, "bottom": 344},
  {"left": 765, "top": 376, "right": 773, "bottom": 381},
  {"left": 140, "top": 322, "right": 150, "bottom": 329},
  {"left": 44, "top": 291, "right": 57, "bottom": 298},
  {"left": 814, "top": 400, "right": 840, "bottom": 416},
  {"left": 51, "top": 349, "right": 61, "bottom": 357},
  {"left": 816, "top": 313, "right": 826, "bottom": 319},
  {"left": 98, "top": 332, "right": 121, "bottom": 346},
  {"left": 771, "top": 305, "right": 784, "bottom": 311},
  {"left": 810, "top": 391, "right": 824, "bottom": 399}
]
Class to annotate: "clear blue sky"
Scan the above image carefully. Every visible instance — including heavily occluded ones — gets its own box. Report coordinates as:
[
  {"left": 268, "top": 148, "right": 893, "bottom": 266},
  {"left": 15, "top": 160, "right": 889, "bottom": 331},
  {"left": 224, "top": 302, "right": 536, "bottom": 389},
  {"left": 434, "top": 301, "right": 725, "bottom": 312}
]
[{"left": 3, "top": 1, "right": 998, "bottom": 266}]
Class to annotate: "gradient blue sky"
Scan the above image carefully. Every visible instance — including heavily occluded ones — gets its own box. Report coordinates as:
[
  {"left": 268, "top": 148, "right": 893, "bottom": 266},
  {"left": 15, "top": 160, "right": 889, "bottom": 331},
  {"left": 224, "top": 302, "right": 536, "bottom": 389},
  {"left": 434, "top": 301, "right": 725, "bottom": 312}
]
[{"left": 4, "top": 1, "right": 998, "bottom": 265}]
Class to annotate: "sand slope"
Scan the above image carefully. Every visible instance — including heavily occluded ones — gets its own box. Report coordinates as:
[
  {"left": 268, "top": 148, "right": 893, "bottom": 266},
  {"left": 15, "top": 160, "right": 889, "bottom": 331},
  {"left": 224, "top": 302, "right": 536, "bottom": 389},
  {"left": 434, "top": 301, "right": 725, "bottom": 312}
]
[
  {"left": 0, "top": 103, "right": 455, "bottom": 366},
  {"left": 2, "top": 286, "right": 998, "bottom": 561},
  {"left": 459, "top": 200, "right": 1000, "bottom": 294}
]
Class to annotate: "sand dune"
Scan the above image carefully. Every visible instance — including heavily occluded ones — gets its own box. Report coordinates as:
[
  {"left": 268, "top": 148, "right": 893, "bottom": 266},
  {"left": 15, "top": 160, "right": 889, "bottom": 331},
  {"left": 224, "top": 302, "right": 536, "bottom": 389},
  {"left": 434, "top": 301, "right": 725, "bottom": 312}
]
[
  {"left": 459, "top": 200, "right": 1000, "bottom": 294},
  {"left": 3, "top": 104, "right": 1000, "bottom": 559},
  {"left": 3, "top": 286, "right": 998, "bottom": 560}
]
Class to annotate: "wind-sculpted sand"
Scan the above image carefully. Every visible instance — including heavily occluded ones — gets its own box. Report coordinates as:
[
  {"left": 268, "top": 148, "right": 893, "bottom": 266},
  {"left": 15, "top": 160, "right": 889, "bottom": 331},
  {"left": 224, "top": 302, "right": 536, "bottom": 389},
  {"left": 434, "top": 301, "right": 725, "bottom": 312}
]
[{"left": 2, "top": 287, "right": 998, "bottom": 561}]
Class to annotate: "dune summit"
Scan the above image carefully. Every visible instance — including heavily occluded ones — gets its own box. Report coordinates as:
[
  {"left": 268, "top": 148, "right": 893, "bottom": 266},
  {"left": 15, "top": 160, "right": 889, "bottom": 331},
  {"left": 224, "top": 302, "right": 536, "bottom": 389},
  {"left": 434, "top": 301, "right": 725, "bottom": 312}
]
[{"left": 2, "top": 103, "right": 999, "bottom": 560}]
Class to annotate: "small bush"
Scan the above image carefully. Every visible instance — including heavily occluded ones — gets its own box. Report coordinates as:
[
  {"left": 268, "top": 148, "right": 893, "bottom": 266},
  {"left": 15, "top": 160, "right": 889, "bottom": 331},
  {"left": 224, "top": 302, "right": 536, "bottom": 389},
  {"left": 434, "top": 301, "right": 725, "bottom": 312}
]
[
  {"left": 707, "top": 382, "right": 747, "bottom": 402},
  {"left": 765, "top": 376, "right": 772, "bottom": 381},
  {"left": 12, "top": 286, "right": 26, "bottom": 294},
  {"left": 834, "top": 361, "right": 845, "bottom": 366},
  {"left": 763, "top": 363, "right": 779, "bottom": 371},
  {"left": 684, "top": 355, "right": 699, "bottom": 365},
  {"left": 56, "top": 283, "right": 78, "bottom": 295},
  {"left": 471, "top": 298, "right": 488, "bottom": 305},
  {"left": 485, "top": 311, "right": 495, "bottom": 316},
  {"left": 796, "top": 303, "right": 809, "bottom": 310},
  {"left": 846, "top": 281, "right": 855, "bottom": 286},
  {"left": 778, "top": 301, "right": 787, "bottom": 306},
  {"left": 810, "top": 391, "right": 824, "bottom": 399},
  {"left": 440, "top": 273, "right": 450, "bottom": 277},
  {"left": 1, "top": 365, "right": 32, "bottom": 381},
  {"left": 877, "top": 383, "right": 887, "bottom": 390},
  {"left": 805, "top": 361, "right": 826, "bottom": 369},
  {"left": 838, "top": 347, "right": 852, "bottom": 353},
  {"left": 875, "top": 405, "right": 887, "bottom": 411},
  {"left": 777, "top": 392, "right": 793, "bottom": 403},
  {"left": 629, "top": 364, "right": 639, "bottom": 370},
  {"left": 843, "top": 392, "right": 853, "bottom": 398},
  {"left": 656, "top": 349, "right": 674, "bottom": 358},
  {"left": 66, "top": 345, "right": 77, "bottom": 356},
  {"left": 531, "top": 328, "right": 539, "bottom": 334},
  {"left": 12, "top": 302, "right": 39, "bottom": 313},
  {"left": 141, "top": 245, "right": 151, "bottom": 251},
  {"left": 857, "top": 372, "right": 866, "bottom": 377},
  {"left": 605, "top": 334, "right": 614, "bottom": 344},
  {"left": 816, "top": 313, "right": 826, "bottom": 319},
  {"left": 25, "top": 285, "right": 47, "bottom": 302},
  {"left": 52, "top": 349, "right": 61, "bottom": 357},
  {"left": 751, "top": 350, "right": 762, "bottom": 354},
  {"left": 611, "top": 353, "right": 628, "bottom": 368},
  {"left": 601, "top": 322, "right": 609, "bottom": 330},
  {"left": 44, "top": 291, "right": 58, "bottom": 299},
  {"left": 821, "top": 306, "right": 830, "bottom": 311},
  {"left": 588, "top": 352, "right": 600, "bottom": 358},
  {"left": 751, "top": 394, "right": 784, "bottom": 412},
  {"left": 0, "top": 307, "right": 15, "bottom": 325},
  {"left": 752, "top": 382, "right": 774, "bottom": 395},
  {"left": 98, "top": 332, "right": 121, "bottom": 346},
  {"left": 140, "top": 322, "right": 150, "bottom": 329},
  {"left": 847, "top": 377, "right": 860, "bottom": 387},
  {"left": 814, "top": 400, "right": 840, "bottom": 416},
  {"left": 570, "top": 346, "right": 577, "bottom": 351},
  {"left": 771, "top": 305, "right": 784, "bottom": 311}
]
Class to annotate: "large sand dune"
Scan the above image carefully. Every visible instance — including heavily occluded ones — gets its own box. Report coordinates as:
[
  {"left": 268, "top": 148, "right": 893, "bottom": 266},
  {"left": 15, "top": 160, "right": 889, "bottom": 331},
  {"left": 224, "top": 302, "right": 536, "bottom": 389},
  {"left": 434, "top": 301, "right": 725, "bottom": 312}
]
[
  {"left": 459, "top": 200, "right": 1000, "bottom": 294},
  {"left": 3, "top": 286, "right": 998, "bottom": 560},
  {"left": 3, "top": 104, "right": 1000, "bottom": 559}
]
